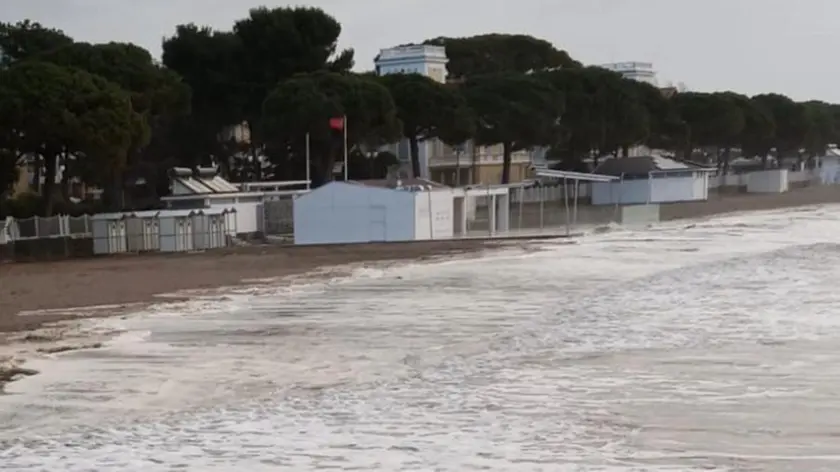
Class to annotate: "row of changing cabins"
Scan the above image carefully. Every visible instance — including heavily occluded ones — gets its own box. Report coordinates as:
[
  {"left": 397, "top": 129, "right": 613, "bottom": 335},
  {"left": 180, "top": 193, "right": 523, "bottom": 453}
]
[
  {"left": 85, "top": 154, "right": 840, "bottom": 252},
  {"left": 91, "top": 207, "right": 236, "bottom": 255}
]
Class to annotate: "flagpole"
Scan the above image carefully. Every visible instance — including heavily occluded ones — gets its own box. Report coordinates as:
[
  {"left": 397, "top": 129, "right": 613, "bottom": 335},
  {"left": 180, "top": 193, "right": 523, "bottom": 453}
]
[
  {"left": 343, "top": 115, "right": 348, "bottom": 181},
  {"left": 305, "top": 132, "right": 311, "bottom": 189}
]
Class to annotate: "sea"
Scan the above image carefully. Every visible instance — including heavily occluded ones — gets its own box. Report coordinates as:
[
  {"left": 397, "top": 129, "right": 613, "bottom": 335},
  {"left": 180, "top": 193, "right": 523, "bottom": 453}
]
[{"left": 2, "top": 205, "right": 840, "bottom": 471}]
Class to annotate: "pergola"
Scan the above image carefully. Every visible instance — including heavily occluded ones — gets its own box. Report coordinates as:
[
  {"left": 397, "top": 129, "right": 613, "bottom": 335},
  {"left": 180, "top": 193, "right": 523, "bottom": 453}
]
[{"left": 528, "top": 168, "right": 620, "bottom": 235}]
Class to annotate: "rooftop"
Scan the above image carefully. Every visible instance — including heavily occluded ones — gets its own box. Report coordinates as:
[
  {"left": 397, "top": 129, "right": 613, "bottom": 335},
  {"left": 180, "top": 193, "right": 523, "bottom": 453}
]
[
  {"left": 350, "top": 178, "right": 447, "bottom": 191},
  {"left": 593, "top": 156, "right": 714, "bottom": 177},
  {"left": 169, "top": 167, "right": 240, "bottom": 195}
]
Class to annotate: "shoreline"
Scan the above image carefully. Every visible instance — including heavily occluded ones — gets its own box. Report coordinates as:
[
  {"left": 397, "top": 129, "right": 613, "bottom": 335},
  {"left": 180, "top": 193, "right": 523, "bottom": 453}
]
[
  {"left": 3, "top": 185, "right": 840, "bottom": 389},
  {"left": 0, "top": 239, "right": 529, "bottom": 390},
  {"left": 4, "top": 185, "right": 840, "bottom": 329}
]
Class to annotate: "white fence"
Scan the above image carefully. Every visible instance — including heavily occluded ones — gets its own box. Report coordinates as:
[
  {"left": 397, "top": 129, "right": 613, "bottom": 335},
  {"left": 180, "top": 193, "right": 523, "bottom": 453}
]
[
  {"left": 707, "top": 170, "right": 817, "bottom": 189},
  {"left": 1, "top": 214, "right": 92, "bottom": 243}
]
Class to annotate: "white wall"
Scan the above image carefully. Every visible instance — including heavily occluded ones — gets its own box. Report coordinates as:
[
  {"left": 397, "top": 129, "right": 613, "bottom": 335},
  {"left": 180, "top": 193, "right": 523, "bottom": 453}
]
[
  {"left": 414, "top": 190, "right": 455, "bottom": 240},
  {"left": 208, "top": 200, "right": 260, "bottom": 235},
  {"left": 294, "top": 182, "right": 415, "bottom": 245},
  {"left": 746, "top": 170, "right": 788, "bottom": 193},
  {"left": 592, "top": 179, "right": 650, "bottom": 205},
  {"left": 592, "top": 174, "right": 707, "bottom": 205},
  {"left": 821, "top": 158, "right": 840, "bottom": 184},
  {"left": 619, "top": 204, "right": 661, "bottom": 225}
]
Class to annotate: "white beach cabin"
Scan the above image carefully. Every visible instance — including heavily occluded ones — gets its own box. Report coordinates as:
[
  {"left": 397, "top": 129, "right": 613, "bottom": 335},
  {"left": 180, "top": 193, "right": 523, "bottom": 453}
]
[
  {"left": 125, "top": 210, "right": 161, "bottom": 252},
  {"left": 91, "top": 213, "right": 129, "bottom": 255},
  {"left": 590, "top": 155, "right": 716, "bottom": 205},
  {"left": 191, "top": 207, "right": 231, "bottom": 250},
  {"left": 158, "top": 210, "right": 196, "bottom": 252},
  {"left": 746, "top": 169, "right": 789, "bottom": 193},
  {"left": 819, "top": 146, "right": 840, "bottom": 184},
  {"left": 293, "top": 179, "right": 458, "bottom": 245}
]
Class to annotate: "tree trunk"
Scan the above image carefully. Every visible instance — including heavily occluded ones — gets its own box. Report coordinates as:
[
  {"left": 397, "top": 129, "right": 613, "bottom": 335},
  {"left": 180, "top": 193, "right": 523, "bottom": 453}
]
[
  {"left": 501, "top": 141, "right": 512, "bottom": 184},
  {"left": 249, "top": 142, "right": 261, "bottom": 181},
  {"left": 408, "top": 136, "right": 421, "bottom": 178},
  {"left": 721, "top": 147, "right": 732, "bottom": 175},
  {"left": 43, "top": 151, "right": 57, "bottom": 216},
  {"left": 60, "top": 149, "right": 70, "bottom": 201},
  {"left": 621, "top": 145, "right": 629, "bottom": 158},
  {"left": 33, "top": 156, "right": 42, "bottom": 194},
  {"left": 471, "top": 141, "right": 478, "bottom": 184}
]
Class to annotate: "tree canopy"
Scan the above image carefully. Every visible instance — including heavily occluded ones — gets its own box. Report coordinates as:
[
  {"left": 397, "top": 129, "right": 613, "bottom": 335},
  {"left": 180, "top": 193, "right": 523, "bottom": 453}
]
[
  {"left": 2, "top": 7, "right": 840, "bottom": 216},
  {"left": 378, "top": 73, "right": 473, "bottom": 177}
]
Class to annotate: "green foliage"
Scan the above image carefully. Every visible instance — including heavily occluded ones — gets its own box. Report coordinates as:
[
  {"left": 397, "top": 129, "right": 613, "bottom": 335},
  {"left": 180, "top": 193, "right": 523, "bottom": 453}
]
[
  {"left": 0, "top": 20, "right": 73, "bottom": 65},
  {"left": 425, "top": 34, "right": 580, "bottom": 78},
  {"left": 262, "top": 72, "right": 400, "bottom": 185},
  {"left": 463, "top": 72, "right": 564, "bottom": 183},
  {"left": 0, "top": 61, "right": 137, "bottom": 214},
  {"left": 378, "top": 73, "right": 474, "bottom": 177},
  {"left": 0, "top": 149, "right": 18, "bottom": 197}
]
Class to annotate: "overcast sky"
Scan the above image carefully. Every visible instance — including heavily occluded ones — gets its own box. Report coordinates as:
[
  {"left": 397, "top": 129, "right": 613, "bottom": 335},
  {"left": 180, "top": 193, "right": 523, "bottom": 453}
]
[{"left": 2, "top": 0, "right": 838, "bottom": 101}]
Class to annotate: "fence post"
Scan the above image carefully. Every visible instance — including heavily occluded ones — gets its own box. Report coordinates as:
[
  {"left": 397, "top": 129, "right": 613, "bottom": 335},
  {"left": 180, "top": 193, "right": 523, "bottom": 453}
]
[{"left": 33, "top": 215, "right": 40, "bottom": 238}]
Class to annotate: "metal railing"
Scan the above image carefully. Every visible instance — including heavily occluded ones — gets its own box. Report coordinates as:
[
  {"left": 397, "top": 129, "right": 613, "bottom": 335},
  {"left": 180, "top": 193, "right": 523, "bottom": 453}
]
[{"left": 1, "top": 211, "right": 238, "bottom": 261}]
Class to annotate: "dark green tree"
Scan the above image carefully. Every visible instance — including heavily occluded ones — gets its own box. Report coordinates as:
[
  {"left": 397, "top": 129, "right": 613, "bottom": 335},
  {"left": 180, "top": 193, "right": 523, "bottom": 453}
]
[
  {"left": 0, "top": 61, "right": 137, "bottom": 214},
  {"left": 752, "top": 93, "right": 810, "bottom": 163},
  {"left": 727, "top": 94, "right": 775, "bottom": 165},
  {"left": 802, "top": 101, "right": 835, "bottom": 160},
  {"left": 164, "top": 7, "right": 354, "bottom": 180},
  {"left": 262, "top": 72, "right": 400, "bottom": 185},
  {"left": 38, "top": 41, "right": 190, "bottom": 202},
  {"left": 0, "top": 20, "right": 73, "bottom": 65},
  {"left": 378, "top": 73, "right": 473, "bottom": 177},
  {"left": 425, "top": 34, "right": 580, "bottom": 79},
  {"left": 463, "top": 73, "right": 563, "bottom": 183},
  {"left": 674, "top": 92, "right": 745, "bottom": 167},
  {"left": 162, "top": 25, "right": 248, "bottom": 176}
]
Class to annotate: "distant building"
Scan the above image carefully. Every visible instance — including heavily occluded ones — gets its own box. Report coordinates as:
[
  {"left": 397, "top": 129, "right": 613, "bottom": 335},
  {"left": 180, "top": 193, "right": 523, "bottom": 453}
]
[
  {"left": 374, "top": 45, "right": 532, "bottom": 185},
  {"left": 375, "top": 44, "right": 449, "bottom": 83},
  {"left": 599, "top": 61, "right": 659, "bottom": 86}
]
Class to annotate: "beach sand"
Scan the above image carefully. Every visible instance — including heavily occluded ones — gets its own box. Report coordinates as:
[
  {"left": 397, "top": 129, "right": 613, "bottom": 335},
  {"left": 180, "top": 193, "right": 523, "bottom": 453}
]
[{"left": 0, "top": 239, "right": 515, "bottom": 335}]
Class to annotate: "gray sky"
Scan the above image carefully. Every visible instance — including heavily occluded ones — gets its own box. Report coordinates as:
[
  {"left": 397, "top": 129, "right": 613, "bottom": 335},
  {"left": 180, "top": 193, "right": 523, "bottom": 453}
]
[{"left": 3, "top": 0, "right": 838, "bottom": 102}]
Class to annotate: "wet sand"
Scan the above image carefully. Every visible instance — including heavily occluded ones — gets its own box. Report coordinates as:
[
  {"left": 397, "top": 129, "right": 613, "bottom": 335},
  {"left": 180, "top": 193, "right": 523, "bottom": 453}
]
[{"left": 0, "top": 240, "right": 511, "bottom": 336}]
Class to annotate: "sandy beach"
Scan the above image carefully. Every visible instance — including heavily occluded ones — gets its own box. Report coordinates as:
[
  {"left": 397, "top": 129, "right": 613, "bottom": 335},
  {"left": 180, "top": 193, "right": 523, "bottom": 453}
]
[{"left": 0, "top": 240, "right": 516, "bottom": 334}]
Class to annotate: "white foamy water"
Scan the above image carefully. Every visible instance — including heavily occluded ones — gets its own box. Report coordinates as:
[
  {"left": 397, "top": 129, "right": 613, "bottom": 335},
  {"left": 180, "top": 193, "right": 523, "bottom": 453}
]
[{"left": 3, "top": 206, "right": 840, "bottom": 471}]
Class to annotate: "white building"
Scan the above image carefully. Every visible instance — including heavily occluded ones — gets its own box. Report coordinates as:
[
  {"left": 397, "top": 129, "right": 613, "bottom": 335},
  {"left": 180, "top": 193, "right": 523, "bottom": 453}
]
[
  {"left": 293, "top": 178, "right": 512, "bottom": 245},
  {"left": 293, "top": 178, "right": 456, "bottom": 245},
  {"left": 599, "top": 62, "right": 659, "bottom": 86},
  {"left": 375, "top": 45, "right": 449, "bottom": 179},
  {"left": 590, "top": 155, "right": 716, "bottom": 205},
  {"left": 819, "top": 146, "right": 840, "bottom": 184}
]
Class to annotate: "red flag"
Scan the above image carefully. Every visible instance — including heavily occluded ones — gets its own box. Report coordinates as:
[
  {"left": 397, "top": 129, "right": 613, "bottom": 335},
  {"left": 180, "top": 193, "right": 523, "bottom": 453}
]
[{"left": 329, "top": 117, "right": 344, "bottom": 130}]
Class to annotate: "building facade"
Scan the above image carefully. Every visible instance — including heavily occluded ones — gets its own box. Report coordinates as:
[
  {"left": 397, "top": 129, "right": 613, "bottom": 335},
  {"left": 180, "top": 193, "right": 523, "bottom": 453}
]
[
  {"left": 375, "top": 45, "right": 532, "bottom": 184},
  {"left": 599, "top": 62, "right": 659, "bottom": 86}
]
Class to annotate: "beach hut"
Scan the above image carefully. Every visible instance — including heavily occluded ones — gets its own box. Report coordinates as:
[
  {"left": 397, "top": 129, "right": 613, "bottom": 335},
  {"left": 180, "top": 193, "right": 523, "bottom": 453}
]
[
  {"left": 192, "top": 208, "right": 230, "bottom": 250},
  {"left": 820, "top": 147, "right": 840, "bottom": 184},
  {"left": 158, "top": 210, "right": 196, "bottom": 252},
  {"left": 590, "top": 155, "right": 716, "bottom": 205},
  {"left": 293, "top": 179, "right": 456, "bottom": 245},
  {"left": 91, "top": 213, "right": 129, "bottom": 255},
  {"left": 746, "top": 169, "right": 789, "bottom": 193},
  {"left": 125, "top": 210, "right": 161, "bottom": 252}
]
